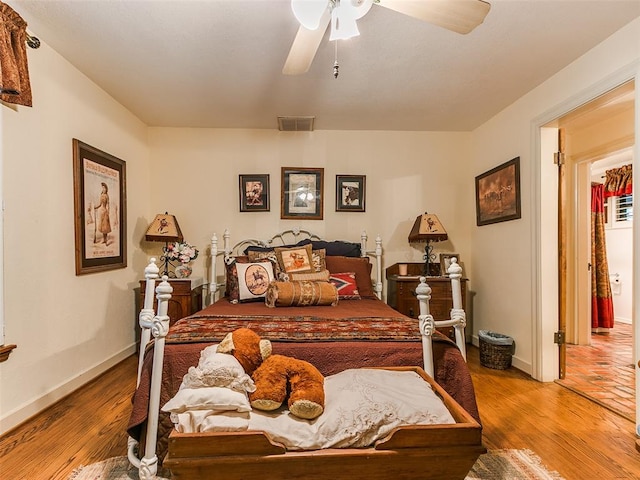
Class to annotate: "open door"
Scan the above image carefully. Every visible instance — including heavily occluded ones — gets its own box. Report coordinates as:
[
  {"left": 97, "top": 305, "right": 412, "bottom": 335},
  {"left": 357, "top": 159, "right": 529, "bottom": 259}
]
[{"left": 556, "top": 129, "right": 567, "bottom": 379}]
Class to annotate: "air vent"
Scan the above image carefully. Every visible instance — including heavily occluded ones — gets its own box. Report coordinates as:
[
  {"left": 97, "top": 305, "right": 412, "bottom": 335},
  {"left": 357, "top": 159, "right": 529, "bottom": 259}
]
[{"left": 277, "top": 116, "right": 315, "bottom": 132}]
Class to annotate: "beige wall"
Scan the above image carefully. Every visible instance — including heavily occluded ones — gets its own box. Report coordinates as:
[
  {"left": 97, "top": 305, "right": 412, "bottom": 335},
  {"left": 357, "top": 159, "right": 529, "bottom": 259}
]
[
  {"left": 0, "top": 42, "right": 151, "bottom": 433},
  {"left": 469, "top": 17, "right": 640, "bottom": 379},
  {"left": 145, "top": 128, "right": 474, "bottom": 284}
]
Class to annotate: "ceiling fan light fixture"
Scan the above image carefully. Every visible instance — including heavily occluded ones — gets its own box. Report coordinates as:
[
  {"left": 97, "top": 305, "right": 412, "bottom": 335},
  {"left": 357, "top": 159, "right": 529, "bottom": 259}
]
[
  {"left": 329, "top": 2, "right": 360, "bottom": 40},
  {"left": 291, "top": 0, "right": 329, "bottom": 30}
]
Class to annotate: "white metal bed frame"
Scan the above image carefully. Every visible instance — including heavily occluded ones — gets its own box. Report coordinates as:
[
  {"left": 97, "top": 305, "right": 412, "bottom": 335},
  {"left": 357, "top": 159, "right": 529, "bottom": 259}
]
[{"left": 127, "top": 229, "right": 466, "bottom": 480}]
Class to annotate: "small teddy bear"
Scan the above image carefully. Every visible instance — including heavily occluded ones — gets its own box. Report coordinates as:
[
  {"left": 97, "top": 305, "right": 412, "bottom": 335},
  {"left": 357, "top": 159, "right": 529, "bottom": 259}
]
[{"left": 217, "top": 328, "right": 325, "bottom": 420}]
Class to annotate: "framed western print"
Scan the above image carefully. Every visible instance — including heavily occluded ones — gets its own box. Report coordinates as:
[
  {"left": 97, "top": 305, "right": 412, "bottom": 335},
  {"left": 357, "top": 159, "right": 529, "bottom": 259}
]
[
  {"left": 281, "top": 167, "right": 324, "bottom": 220},
  {"left": 239, "top": 174, "right": 270, "bottom": 212},
  {"left": 73, "top": 139, "right": 127, "bottom": 275},
  {"left": 336, "top": 175, "right": 366, "bottom": 212},
  {"left": 475, "top": 157, "right": 521, "bottom": 226}
]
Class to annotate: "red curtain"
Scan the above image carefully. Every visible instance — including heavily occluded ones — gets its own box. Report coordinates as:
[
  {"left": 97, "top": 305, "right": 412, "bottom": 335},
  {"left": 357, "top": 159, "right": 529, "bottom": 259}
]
[
  {"left": 590, "top": 183, "right": 614, "bottom": 329},
  {"left": 603, "top": 164, "right": 632, "bottom": 198}
]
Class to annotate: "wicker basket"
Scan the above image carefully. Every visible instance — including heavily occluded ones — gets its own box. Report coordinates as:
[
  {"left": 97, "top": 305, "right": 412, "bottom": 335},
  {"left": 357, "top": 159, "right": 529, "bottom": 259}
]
[{"left": 478, "top": 331, "right": 513, "bottom": 370}]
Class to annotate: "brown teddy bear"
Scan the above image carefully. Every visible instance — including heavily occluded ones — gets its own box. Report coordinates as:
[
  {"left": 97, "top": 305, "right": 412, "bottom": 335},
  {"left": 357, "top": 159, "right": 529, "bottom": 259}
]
[
  {"left": 251, "top": 354, "right": 325, "bottom": 420},
  {"left": 217, "top": 327, "right": 272, "bottom": 375},
  {"left": 217, "top": 328, "right": 325, "bottom": 420}
]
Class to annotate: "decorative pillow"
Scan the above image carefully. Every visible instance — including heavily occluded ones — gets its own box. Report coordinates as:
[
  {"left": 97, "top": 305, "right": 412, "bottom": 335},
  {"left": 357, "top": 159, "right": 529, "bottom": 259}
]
[
  {"left": 325, "top": 256, "right": 375, "bottom": 298},
  {"left": 265, "top": 280, "right": 339, "bottom": 307},
  {"left": 171, "top": 410, "right": 250, "bottom": 434},
  {"left": 225, "top": 257, "right": 274, "bottom": 303},
  {"left": 248, "top": 247, "right": 325, "bottom": 275},
  {"left": 329, "top": 272, "right": 361, "bottom": 300},
  {"left": 180, "top": 345, "right": 256, "bottom": 393},
  {"left": 161, "top": 386, "right": 252, "bottom": 414},
  {"left": 247, "top": 250, "right": 283, "bottom": 278},
  {"left": 289, "top": 269, "right": 331, "bottom": 282},
  {"left": 225, "top": 255, "right": 248, "bottom": 301},
  {"left": 311, "top": 248, "right": 326, "bottom": 272},
  {"left": 274, "top": 244, "right": 315, "bottom": 274},
  {"left": 296, "top": 239, "right": 362, "bottom": 257},
  {"left": 235, "top": 261, "right": 275, "bottom": 303}
]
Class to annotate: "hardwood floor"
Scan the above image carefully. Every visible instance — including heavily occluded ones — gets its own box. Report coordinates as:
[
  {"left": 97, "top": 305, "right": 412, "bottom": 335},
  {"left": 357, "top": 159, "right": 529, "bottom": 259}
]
[{"left": 1, "top": 348, "right": 639, "bottom": 480}]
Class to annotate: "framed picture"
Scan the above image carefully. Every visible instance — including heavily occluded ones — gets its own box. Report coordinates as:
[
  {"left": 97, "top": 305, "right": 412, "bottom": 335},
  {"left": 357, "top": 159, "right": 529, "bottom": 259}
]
[
  {"left": 281, "top": 167, "right": 324, "bottom": 220},
  {"left": 440, "top": 253, "right": 460, "bottom": 276},
  {"left": 239, "top": 174, "right": 270, "bottom": 212},
  {"left": 475, "top": 156, "right": 521, "bottom": 226},
  {"left": 73, "top": 139, "right": 127, "bottom": 275},
  {"left": 335, "top": 174, "right": 366, "bottom": 212}
]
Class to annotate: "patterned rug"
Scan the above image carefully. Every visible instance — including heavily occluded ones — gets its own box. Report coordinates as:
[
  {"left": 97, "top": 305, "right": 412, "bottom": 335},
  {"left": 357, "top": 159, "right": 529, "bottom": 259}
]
[{"left": 68, "top": 449, "right": 565, "bottom": 479}]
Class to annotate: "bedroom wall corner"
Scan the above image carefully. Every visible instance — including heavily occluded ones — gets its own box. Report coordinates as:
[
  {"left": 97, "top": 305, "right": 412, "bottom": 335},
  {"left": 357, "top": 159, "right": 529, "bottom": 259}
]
[{"left": 0, "top": 39, "right": 151, "bottom": 434}]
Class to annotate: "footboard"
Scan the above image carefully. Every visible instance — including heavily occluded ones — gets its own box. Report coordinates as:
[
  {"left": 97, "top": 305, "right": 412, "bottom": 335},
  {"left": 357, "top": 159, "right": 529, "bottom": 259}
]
[{"left": 165, "top": 367, "right": 484, "bottom": 480}]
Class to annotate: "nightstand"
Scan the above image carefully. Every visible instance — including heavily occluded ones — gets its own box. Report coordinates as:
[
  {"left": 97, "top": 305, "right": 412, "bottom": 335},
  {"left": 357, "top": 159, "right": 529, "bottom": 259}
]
[
  {"left": 386, "top": 263, "right": 467, "bottom": 339},
  {"left": 139, "top": 278, "right": 203, "bottom": 327}
]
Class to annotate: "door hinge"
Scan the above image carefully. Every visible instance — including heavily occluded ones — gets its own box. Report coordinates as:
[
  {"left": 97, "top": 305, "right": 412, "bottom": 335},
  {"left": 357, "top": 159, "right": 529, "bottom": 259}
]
[
  {"left": 554, "top": 152, "right": 565, "bottom": 165},
  {"left": 554, "top": 331, "right": 566, "bottom": 345}
]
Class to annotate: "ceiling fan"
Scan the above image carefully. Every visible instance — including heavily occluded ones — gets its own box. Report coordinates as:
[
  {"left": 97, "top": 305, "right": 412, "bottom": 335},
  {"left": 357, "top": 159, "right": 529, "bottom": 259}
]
[{"left": 283, "top": 0, "right": 492, "bottom": 76}]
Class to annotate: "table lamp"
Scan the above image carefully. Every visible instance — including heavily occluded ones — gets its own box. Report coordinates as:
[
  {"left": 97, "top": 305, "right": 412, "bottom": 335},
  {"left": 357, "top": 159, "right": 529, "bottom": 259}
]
[
  {"left": 145, "top": 212, "right": 183, "bottom": 276},
  {"left": 408, "top": 213, "right": 448, "bottom": 276}
]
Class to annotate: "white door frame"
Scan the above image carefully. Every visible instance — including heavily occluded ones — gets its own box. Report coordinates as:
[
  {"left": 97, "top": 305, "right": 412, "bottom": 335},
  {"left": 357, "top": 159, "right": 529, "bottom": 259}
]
[{"left": 531, "top": 61, "right": 640, "bottom": 433}]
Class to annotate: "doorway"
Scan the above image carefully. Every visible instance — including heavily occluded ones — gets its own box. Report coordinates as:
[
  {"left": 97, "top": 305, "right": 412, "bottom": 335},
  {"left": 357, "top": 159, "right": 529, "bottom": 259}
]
[{"left": 552, "top": 81, "right": 635, "bottom": 420}]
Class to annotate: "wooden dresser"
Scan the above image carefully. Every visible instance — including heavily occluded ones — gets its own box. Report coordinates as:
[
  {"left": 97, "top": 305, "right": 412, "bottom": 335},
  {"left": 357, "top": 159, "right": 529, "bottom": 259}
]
[
  {"left": 139, "top": 279, "right": 203, "bottom": 327},
  {"left": 386, "top": 263, "right": 467, "bottom": 338}
]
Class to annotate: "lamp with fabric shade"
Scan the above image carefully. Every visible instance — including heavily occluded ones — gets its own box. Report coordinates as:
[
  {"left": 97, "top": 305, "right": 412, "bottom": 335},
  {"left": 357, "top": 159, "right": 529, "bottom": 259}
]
[
  {"left": 408, "top": 213, "right": 448, "bottom": 276},
  {"left": 145, "top": 213, "right": 184, "bottom": 276}
]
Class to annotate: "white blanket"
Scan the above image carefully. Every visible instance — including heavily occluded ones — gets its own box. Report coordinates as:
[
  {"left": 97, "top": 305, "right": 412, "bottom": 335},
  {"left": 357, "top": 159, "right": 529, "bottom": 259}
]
[{"left": 169, "top": 368, "right": 455, "bottom": 451}]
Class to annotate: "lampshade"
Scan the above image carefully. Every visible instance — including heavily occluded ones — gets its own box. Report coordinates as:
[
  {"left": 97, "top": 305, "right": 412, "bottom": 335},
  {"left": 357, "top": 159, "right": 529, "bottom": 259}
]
[
  {"left": 408, "top": 213, "right": 448, "bottom": 243},
  {"left": 145, "top": 213, "right": 183, "bottom": 243}
]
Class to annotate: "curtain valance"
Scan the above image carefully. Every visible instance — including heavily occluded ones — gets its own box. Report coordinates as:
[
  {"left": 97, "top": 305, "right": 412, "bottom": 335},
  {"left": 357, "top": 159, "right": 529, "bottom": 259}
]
[
  {"left": 604, "top": 164, "right": 632, "bottom": 199},
  {"left": 0, "top": 1, "right": 32, "bottom": 106}
]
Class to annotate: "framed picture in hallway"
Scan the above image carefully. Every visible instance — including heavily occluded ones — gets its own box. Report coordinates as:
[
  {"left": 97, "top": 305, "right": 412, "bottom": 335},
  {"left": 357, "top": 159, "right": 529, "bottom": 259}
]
[
  {"left": 475, "top": 157, "right": 521, "bottom": 226},
  {"left": 73, "top": 139, "right": 127, "bottom": 275}
]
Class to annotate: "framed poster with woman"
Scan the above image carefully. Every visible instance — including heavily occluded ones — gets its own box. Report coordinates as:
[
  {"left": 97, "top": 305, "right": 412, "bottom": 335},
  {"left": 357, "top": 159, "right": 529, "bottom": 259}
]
[{"left": 73, "top": 139, "right": 127, "bottom": 275}]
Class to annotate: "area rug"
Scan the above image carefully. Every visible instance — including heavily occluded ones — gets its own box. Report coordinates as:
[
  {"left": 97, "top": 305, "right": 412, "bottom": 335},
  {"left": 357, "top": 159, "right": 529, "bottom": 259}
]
[{"left": 68, "top": 449, "right": 565, "bottom": 479}]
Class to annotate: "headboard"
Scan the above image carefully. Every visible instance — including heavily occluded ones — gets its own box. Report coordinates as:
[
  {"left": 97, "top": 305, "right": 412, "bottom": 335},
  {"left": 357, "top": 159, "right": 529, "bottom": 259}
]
[{"left": 207, "top": 228, "right": 383, "bottom": 305}]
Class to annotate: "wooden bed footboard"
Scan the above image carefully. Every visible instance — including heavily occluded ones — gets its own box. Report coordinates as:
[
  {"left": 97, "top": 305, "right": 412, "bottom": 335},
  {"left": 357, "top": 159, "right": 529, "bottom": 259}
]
[{"left": 164, "top": 367, "right": 484, "bottom": 480}]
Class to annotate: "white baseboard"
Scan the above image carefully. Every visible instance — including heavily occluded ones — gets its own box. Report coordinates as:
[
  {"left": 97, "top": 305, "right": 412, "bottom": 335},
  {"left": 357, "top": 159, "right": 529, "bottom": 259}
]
[{"left": 0, "top": 344, "right": 136, "bottom": 435}]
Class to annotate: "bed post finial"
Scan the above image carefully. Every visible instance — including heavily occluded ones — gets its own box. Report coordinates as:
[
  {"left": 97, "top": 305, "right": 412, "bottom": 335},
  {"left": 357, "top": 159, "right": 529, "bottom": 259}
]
[
  {"left": 447, "top": 258, "right": 467, "bottom": 360},
  {"left": 416, "top": 277, "right": 436, "bottom": 377},
  {"left": 360, "top": 231, "right": 367, "bottom": 256}
]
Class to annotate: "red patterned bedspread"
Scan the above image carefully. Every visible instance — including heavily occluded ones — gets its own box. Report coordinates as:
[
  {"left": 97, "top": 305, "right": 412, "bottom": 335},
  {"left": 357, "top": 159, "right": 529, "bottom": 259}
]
[{"left": 167, "top": 297, "right": 421, "bottom": 343}]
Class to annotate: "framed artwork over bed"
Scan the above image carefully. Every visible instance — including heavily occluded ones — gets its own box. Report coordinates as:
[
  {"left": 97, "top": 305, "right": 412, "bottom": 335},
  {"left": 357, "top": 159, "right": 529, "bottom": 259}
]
[
  {"left": 336, "top": 175, "right": 366, "bottom": 212},
  {"left": 281, "top": 167, "right": 324, "bottom": 220},
  {"left": 239, "top": 174, "right": 270, "bottom": 212},
  {"left": 72, "top": 139, "right": 127, "bottom": 275},
  {"left": 475, "top": 156, "right": 521, "bottom": 226}
]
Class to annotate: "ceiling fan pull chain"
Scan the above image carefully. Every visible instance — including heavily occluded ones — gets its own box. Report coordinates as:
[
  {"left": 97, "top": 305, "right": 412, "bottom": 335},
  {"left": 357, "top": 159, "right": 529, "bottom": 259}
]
[{"left": 333, "top": 41, "right": 339, "bottom": 79}]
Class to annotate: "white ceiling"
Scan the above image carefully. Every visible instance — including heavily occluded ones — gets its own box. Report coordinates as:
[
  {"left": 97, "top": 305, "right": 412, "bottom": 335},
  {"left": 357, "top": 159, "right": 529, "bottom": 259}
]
[{"left": 12, "top": 0, "right": 640, "bottom": 131}]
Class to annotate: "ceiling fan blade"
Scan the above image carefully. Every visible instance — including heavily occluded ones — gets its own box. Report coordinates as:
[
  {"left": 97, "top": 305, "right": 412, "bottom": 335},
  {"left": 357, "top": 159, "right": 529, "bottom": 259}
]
[
  {"left": 283, "top": 10, "right": 331, "bottom": 75},
  {"left": 378, "top": 0, "right": 491, "bottom": 34}
]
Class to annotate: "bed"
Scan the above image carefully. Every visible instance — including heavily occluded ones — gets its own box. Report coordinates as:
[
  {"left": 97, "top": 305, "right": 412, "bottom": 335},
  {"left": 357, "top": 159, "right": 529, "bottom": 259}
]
[{"left": 127, "top": 229, "right": 481, "bottom": 480}]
